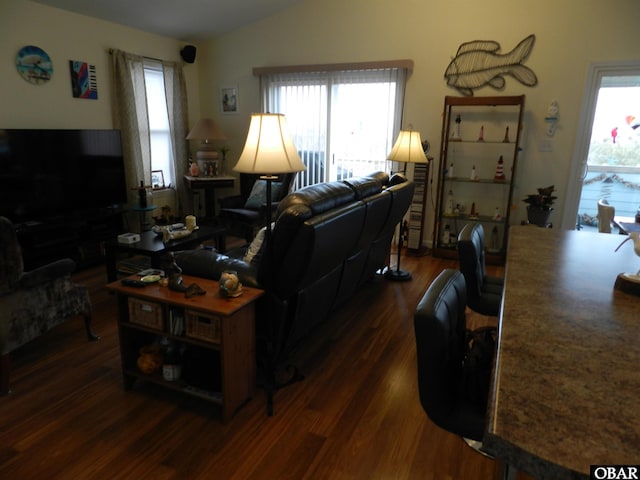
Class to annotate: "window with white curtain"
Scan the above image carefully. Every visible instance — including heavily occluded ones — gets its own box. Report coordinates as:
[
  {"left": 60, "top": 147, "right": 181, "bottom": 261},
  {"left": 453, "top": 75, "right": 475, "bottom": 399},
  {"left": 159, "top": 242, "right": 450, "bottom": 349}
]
[
  {"left": 259, "top": 62, "right": 410, "bottom": 188},
  {"left": 144, "top": 62, "right": 174, "bottom": 187}
]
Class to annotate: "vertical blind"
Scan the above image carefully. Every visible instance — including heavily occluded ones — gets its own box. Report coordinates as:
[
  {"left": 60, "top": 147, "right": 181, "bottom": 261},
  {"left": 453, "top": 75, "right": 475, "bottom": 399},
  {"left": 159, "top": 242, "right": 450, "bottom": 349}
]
[{"left": 258, "top": 62, "right": 410, "bottom": 188}]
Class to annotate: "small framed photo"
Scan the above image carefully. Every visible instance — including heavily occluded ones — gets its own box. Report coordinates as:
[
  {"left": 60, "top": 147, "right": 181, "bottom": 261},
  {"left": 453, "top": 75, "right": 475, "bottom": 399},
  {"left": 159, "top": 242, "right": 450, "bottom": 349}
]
[
  {"left": 151, "top": 170, "right": 165, "bottom": 189},
  {"left": 220, "top": 86, "right": 238, "bottom": 114}
]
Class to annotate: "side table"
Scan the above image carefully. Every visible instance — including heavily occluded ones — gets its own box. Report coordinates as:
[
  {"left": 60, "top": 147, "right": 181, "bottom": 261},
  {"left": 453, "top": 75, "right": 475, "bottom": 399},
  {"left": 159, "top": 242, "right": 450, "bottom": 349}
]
[
  {"left": 183, "top": 175, "right": 234, "bottom": 220},
  {"left": 106, "top": 274, "right": 264, "bottom": 421}
]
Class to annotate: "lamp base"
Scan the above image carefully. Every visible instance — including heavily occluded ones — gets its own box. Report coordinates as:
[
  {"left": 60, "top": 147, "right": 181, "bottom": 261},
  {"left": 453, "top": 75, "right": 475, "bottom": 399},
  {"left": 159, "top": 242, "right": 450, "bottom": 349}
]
[
  {"left": 196, "top": 147, "right": 220, "bottom": 176},
  {"left": 614, "top": 272, "right": 640, "bottom": 296},
  {"left": 384, "top": 268, "right": 412, "bottom": 281}
]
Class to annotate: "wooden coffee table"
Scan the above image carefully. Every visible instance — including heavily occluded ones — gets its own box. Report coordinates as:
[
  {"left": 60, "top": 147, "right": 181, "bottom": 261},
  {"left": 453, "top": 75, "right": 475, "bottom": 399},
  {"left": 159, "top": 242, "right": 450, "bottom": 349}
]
[{"left": 104, "top": 225, "right": 226, "bottom": 282}]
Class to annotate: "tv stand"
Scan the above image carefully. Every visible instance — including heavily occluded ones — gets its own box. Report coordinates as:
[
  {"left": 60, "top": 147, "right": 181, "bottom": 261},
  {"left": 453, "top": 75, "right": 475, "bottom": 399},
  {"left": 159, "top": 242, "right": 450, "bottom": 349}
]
[{"left": 15, "top": 207, "right": 126, "bottom": 270}]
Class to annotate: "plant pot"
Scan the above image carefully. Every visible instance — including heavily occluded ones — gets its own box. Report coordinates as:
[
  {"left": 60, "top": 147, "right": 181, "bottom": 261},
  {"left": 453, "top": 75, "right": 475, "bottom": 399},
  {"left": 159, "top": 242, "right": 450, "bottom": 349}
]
[{"left": 527, "top": 207, "right": 553, "bottom": 227}]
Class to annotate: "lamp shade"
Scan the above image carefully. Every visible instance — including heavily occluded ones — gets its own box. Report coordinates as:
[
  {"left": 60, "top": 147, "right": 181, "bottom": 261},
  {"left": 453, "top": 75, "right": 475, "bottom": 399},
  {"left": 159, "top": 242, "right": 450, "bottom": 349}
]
[
  {"left": 234, "top": 113, "right": 306, "bottom": 174},
  {"left": 388, "top": 130, "right": 429, "bottom": 164},
  {"left": 186, "top": 118, "right": 227, "bottom": 141}
]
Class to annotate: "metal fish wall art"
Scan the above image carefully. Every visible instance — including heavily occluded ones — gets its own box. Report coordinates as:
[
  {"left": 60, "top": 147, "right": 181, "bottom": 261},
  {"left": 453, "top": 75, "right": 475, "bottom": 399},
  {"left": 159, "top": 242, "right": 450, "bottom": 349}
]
[{"left": 444, "top": 34, "right": 538, "bottom": 96}]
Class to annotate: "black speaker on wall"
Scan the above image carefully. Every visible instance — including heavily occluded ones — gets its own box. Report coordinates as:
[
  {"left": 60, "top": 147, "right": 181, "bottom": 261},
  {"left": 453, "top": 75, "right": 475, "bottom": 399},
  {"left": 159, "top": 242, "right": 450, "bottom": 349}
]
[{"left": 180, "top": 45, "right": 197, "bottom": 64}]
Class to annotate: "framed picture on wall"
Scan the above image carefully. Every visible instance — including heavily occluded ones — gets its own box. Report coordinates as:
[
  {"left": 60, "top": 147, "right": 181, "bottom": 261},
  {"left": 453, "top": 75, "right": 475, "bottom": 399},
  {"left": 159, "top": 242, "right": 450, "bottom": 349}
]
[
  {"left": 151, "top": 170, "right": 165, "bottom": 189},
  {"left": 220, "top": 86, "right": 238, "bottom": 114}
]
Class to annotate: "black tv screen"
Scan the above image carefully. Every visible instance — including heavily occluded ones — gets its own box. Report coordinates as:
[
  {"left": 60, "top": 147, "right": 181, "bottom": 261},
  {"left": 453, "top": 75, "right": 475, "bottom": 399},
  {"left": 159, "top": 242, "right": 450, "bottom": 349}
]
[{"left": 0, "top": 129, "right": 127, "bottom": 223}]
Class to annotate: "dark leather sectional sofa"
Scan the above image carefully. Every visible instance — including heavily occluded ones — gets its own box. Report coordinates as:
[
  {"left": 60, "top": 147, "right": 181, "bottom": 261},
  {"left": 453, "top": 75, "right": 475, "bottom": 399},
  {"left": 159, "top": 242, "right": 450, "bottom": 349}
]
[{"left": 175, "top": 171, "right": 414, "bottom": 376}]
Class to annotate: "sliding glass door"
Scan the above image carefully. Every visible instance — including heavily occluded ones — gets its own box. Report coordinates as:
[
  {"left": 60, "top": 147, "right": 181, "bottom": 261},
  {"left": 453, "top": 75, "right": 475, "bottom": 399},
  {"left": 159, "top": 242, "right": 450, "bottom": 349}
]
[{"left": 563, "top": 62, "right": 640, "bottom": 230}]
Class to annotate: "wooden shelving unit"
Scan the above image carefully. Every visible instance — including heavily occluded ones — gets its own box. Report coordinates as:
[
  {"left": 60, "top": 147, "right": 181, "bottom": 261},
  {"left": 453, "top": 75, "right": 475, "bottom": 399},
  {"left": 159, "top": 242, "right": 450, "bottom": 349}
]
[
  {"left": 407, "top": 159, "right": 431, "bottom": 255},
  {"left": 106, "top": 275, "right": 264, "bottom": 421},
  {"left": 432, "top": 95, "right": 525, "bottom": 264}
]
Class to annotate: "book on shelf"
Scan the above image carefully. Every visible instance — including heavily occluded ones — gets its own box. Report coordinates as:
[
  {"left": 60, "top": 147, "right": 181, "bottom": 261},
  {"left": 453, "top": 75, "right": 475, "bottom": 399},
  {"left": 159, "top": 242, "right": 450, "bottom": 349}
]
[{"left": 168, "top": 308, "right": 185, "bottom": 336}]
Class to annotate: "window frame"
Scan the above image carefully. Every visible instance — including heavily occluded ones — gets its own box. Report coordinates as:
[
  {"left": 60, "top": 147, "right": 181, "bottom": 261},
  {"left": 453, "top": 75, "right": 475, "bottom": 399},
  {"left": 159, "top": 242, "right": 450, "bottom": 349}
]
[{"left": 143, "top": 60, "right": 175, "bottom": 189}]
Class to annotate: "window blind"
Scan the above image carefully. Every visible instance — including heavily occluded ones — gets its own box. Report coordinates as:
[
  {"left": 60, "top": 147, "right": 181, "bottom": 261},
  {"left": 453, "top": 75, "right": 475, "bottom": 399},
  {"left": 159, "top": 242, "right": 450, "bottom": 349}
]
[{"left": 258, "top": 62, "right": 409, "bottom": 188}]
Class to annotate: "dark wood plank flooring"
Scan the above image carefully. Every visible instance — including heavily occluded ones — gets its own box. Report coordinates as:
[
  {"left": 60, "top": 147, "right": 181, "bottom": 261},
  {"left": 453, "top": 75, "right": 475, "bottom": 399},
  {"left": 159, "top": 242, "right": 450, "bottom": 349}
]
[{"left": 0, "top": 242, "right": 532, "bottom": 479}]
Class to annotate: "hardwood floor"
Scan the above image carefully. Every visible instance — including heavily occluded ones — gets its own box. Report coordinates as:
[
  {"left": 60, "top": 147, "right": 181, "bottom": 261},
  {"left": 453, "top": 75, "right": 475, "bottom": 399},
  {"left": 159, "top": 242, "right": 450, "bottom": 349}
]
[{"left": 0, "top": 244, "right": 531, "bottom": 480}]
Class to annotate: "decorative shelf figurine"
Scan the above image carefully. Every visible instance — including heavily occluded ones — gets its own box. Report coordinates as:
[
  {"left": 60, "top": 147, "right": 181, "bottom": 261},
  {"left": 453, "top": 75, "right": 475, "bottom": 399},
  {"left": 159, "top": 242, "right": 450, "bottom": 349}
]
[
  {"left": 503, "top": 126, "right": 510, "bottom": 143},
  {"left": 445, "top": 189, "right": 454, "bottom": 215},
  {"left": 488, "top": 226, "right": 500, "bottom": 253},
  {"left": 469, "top": 202, "right": 479, "bottom": 219},
  {"left": 494, "top": 155, "right": 506, "bottom": 181},
  {"left": 442, "top": 224, "right": 452, "bottom": 245},
  {"left": 451, "top": 114, "right": 462, "bottom": 141}
]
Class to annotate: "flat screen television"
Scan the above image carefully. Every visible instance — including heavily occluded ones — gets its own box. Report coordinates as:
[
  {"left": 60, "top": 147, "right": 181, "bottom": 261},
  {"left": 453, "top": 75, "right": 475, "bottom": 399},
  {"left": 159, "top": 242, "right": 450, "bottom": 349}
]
[{"left": 0, "top": 128, "right": 127, "bottom": 224}]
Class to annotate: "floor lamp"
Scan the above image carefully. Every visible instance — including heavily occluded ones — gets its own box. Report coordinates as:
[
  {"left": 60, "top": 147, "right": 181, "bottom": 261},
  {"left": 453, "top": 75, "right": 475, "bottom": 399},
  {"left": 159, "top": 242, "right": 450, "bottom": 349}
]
[
  {"left": 232, "top": 113, "right": 306, "bottom": 414},
  {"left": 385, "top": 129, "right": 429, "bottom": 281}
]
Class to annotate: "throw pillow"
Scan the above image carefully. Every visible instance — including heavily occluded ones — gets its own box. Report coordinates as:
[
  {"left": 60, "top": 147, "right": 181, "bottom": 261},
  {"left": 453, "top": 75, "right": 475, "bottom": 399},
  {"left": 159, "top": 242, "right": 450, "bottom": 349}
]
[
  {"left": 243, "top": 223, "right": 274, "bottom": 265},
  {"left": 244, "top": 180, "right": 284, "bottom": 210}
]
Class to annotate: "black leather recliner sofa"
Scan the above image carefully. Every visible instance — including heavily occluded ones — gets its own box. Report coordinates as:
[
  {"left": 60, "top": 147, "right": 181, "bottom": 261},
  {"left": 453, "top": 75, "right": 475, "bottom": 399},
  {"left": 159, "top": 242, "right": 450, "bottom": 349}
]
[{"left": 175, "top": 172, "right": 414, "bottom": 373}]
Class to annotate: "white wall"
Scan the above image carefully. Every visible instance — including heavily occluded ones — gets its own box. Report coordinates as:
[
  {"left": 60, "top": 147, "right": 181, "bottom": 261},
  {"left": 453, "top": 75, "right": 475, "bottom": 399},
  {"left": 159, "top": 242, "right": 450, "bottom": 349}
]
[
  {"left": 0, "top": 0, "right": 201, "bottom": 130},
  {"left": 1, "top": 0, "right": 204, "bottom": 218},
  {"left": 3, "top": 0, "right": 640, "bottom": 242},
  {"left": 200, "top": 0, "right": 640, "bottom": 240}
]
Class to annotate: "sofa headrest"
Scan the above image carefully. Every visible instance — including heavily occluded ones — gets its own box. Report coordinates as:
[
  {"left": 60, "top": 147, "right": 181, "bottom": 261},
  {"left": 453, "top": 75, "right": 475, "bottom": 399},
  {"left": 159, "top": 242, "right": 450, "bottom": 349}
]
[
  {"left": 343, "top": 176, "right": 383, "bottom": 200},
  {"left": 276, "top": 181, "right": 355, "bottom": 219},
  {"left": 388, "top": 172, "right": 408, "bottom": 187},
  {"left": 367, "top": 171, "right": 390, "bottom": 187}
]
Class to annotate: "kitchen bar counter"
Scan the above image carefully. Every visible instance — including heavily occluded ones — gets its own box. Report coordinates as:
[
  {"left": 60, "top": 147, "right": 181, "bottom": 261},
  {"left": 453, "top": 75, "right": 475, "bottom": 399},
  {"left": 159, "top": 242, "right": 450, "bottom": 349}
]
[{"left": 484, "top": 226, "right": 640, "bottom": 479}]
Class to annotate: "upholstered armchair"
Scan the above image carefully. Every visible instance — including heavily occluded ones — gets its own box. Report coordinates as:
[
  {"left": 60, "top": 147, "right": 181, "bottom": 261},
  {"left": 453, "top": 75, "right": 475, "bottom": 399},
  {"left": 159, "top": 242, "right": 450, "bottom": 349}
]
[
  {"left": 218, "top": 172, "right": 297, "bottom": 241},
  {"left": 0, "top": 216, "right": 98, "bottom": 394}
]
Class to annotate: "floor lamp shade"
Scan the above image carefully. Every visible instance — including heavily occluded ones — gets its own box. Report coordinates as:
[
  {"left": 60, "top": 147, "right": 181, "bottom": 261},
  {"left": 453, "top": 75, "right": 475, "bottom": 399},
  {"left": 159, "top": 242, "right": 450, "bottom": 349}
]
[
  {"left": 388, "top": 130, "right": 428, "bottom": 165},
  {"left": 233, "top": 114, "right": 305, "bottom": 174}
]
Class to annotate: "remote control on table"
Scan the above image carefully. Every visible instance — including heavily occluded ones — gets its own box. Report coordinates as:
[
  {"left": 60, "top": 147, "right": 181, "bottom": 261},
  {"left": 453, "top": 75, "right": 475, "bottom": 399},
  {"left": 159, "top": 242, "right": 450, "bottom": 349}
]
[{"left": 121, "top": 278, "right": 147, "bottom": 288}]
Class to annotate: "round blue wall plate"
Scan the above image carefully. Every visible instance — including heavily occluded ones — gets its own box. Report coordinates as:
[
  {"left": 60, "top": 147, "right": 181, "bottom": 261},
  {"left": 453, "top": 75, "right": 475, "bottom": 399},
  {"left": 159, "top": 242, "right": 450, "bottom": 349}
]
[{"left": 16, "top": 45, "right": 53, "bottom": 84}]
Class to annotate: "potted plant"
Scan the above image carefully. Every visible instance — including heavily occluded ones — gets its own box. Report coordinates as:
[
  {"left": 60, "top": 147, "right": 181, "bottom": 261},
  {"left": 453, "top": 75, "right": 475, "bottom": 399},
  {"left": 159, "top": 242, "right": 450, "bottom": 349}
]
[{"left": 523, "top": 185, "right": 557, "bottom": 226}]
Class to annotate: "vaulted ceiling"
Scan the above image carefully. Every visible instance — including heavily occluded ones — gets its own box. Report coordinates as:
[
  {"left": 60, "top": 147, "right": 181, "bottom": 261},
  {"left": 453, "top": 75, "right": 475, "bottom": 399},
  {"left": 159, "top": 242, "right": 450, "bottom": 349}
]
[{"left": 32, "top": 0, "right": 301, "bottom": 40}]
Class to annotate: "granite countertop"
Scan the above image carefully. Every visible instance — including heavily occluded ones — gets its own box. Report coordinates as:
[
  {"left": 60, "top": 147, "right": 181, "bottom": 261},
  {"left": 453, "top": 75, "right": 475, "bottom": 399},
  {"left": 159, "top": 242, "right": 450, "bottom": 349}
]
[{"left": 484, "top": 226, "right": 640, "bottom": 479}]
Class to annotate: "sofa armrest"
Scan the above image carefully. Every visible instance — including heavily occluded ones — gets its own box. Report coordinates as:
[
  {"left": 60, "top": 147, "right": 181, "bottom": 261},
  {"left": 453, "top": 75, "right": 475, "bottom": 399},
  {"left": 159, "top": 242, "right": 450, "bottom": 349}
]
[
  {"left": 173, "top": 249, "right": 260, "bottom": 289},
  {"left": 18, "top": 258, "right": 77, "bottom": 289}
]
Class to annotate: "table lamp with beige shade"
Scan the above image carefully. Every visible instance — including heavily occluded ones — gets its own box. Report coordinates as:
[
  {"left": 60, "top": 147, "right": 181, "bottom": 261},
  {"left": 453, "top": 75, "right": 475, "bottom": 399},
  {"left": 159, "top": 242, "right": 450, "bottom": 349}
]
[{"left": 186, "top": 118, "right": 227, "bottom": 175}]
